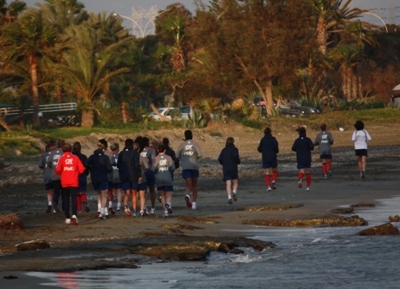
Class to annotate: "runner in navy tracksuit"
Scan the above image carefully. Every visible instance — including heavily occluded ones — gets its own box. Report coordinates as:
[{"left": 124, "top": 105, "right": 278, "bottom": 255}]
[
  {"left": 218, "top": 137, "right": 241, "bottom": 203},
  {"left": 117, "top": 138, "right": 142, "bottom": 216},
  {"left": 87, "top": 143, "right": 112, "bottom": 220},
  {"left": 291, "top": 127, "right": 314, "bottom": 192},
  {"left": 257, "top": 127, "right": 279, "bottom": 191}
]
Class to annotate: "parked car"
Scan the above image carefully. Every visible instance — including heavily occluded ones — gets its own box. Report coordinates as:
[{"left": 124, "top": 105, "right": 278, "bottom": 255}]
[
  {"left": 253, "top": 96, "right": 319, "bottom": 116},
  {"left": 146, "top": 107, "right": 175, "bottom": 121},
  {"left": 278, "top": 99, "right": 319, "bottom": 115},
  {"left": 165, "top": 106, "right": 194, "bottom": 120}
]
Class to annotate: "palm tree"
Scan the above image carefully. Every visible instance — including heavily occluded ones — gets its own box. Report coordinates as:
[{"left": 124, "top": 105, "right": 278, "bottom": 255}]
[
  {"left": 38, "top": 0, "right": 88, "bottom": 102},
  {"left": 0, "top": 0, "right": 26, "bottom": 25},
  {"left": 0, "top": 8, "right": 57, "bottom": 125},
  {"left": 313, "top": 0, "right": 367, "bottom": 55},
  {"left": 56, "top": 12, "right": 133, "bottom": 127}
]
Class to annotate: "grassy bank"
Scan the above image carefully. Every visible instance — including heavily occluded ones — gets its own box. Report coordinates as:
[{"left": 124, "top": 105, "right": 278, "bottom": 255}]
[{"left": 1, "top": 108, "right": 399, "bottom": 160}]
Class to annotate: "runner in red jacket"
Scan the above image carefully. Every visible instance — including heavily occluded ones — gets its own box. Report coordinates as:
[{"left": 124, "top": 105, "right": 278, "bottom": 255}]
[{"left": 56, "top": 143, "right": 85, "bottom": 225}]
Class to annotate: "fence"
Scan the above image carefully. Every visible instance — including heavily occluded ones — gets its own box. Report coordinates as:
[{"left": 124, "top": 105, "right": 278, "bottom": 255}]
[{"left": 1, "top": 102, "right": 77, "bottom": 117}]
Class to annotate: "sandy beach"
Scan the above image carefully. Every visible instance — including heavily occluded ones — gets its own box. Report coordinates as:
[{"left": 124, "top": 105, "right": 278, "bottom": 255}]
[{"left": 1, "top": 123, "right": 400, "bottom": 277}]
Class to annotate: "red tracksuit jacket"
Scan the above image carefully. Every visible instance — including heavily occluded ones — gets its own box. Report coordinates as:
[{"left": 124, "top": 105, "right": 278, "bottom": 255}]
[{"left": 56, "top": 152, "right": 85, "bottom": 188}]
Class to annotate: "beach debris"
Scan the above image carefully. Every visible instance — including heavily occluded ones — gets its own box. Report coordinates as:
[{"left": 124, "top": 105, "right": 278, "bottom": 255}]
[
  {"left": 15, "top": 239, "right": 50, "bottom": 251},
  {"left": 358, "top": 222, "right": 400, "bottom": 235},
  {"left": 3, "top": 275, "right": 18, "bottom": 279},
  {"left": 0, "top": 213, "right": 24, "bottom": 230}
]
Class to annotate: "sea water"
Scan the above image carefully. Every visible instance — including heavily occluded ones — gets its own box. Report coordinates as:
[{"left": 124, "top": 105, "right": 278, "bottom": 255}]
[{"left": 24, "top": 196, "right": 400, "bottom": 289}]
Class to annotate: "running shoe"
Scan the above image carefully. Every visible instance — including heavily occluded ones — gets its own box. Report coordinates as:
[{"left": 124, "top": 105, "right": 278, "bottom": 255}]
[
  {"left": 124, "top": 205, "right": 132, "bottom": 216},
  {"left": 65, "top": 218, "right": 71, "bottom": 225},
  {"left": 116, "top": 204, "right": 121, "bottom": 212},
  {"left": 232, "top": 193, "right": 237, "bottom": 202},
  {"left": 84, "top": 202, "right": 90, "bottom": 212},
  {"left": 150, "top": 207, "right": 155, "bottom": 215},
  {"left": 324, "top": 175, "right": 329, "bottom": 180},
  {"left": 163, "top": 211, "right": 169, "bottom": 218},
  {"left": 185, "top": 195, "right": 192, "bottom": 208},
  {"left": 228, "top": 198, "right": 233, "bottom": 204},
  {"left": 327, "top": 169, "right": 332, "bottom": 177},
  {"left": 99, "top": 214, "right": 106, "bottom": 220},
  {"left": 361, "top": 171, "right": 366, "bottom": 180},
  {"left": 271, "top": 181, "right": 277, "bottom": 190},
  {"left": 105, "top": 207, "right": 109, "bottom": 216},
  {"left": 53, "top": 203, "right": 61, "bottom": 213},
  {"left": 267, "top": 186, "right": 272, "bottom": 192},
  {"left": 46, "top": 205, "right": 52, "bottom": 213},
  {"left": 298, "top": 179, "right": 303, "bottom": 188},
  {"left": 132, "top": 211, "right": 137, "bottom": 217},
  {"left": 192, "top": 202, "right": 197, "bottom": 210},
  {"left": 71, "top": 215, "right": 79, "bottom": 225},
  {"left": 165, "top": 203, "right": 173, "bottom": 214},
  {"left": 306, "top": 187, "right": 310, "bottom": 192},
  {"left": 140, "top": 210, "right": 146, "bottom": 217},
  {"left": 109, "top": 207, "right": 115, "bottom": 215}
]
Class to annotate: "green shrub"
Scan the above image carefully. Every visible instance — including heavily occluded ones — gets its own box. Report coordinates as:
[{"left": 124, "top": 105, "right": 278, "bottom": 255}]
[{"left": 239, "top": 118, "right": 263, "bottom": 130}]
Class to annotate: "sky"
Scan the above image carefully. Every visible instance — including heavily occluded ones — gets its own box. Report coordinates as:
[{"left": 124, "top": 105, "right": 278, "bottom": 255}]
[{"left": 22, "top": 0, "right": 399, "bottom": 33}]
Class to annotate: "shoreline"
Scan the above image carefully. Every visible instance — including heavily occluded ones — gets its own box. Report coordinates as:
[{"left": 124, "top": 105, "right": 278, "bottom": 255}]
[{"left": 1, "top": 141, "right": 400, "bottom": 273}]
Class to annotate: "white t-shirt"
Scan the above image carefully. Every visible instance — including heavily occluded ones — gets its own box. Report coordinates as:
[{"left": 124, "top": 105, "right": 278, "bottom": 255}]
[{"left": 352, "top": 130, "right": 372, "bottom": 150}]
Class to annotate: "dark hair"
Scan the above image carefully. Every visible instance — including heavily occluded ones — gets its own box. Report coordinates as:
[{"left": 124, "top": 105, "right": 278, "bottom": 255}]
[
  {"left": 57, "top": 139, "right": 65, "bottom": 148},
  {"left": 162, "top": 137, "right": 169, "bottom": 146},
  {"left": 142, "top": 137, "right": 150, "bottom": 147},
  {"left": 133, "top": 142, "right": 140, "bottom": 151},
  {"left": 226, "top": 137, "right": 234, "bottom": 145},
  {"left": 110, "top": 143, "right": 119, "bottom": 151},
  {"left": 184, "top": 130, "right": 193, "bottom": 140},
  {"left": 354, "top": 120, "right": 364, "bottom": 130},
  {"left": 125, "top": 138, "right": 134, "bottom": 148},
  {"left": 46, "top": 140, "right": 56, "bottom": 152},
  {"left": 264, "top": 127, "right": 272, "bottom": 134},
  {"left": 72, "top": 141, "right": 81, "bottom": 153},
  {"left": 320, "top": 123, "right": 327, "bottom": 131},
  {"left": 62, "top": 143, "right": 72, "bottom": 152},
  {"left": 297, "top": 126, "right": 306, "bottom": 134},
  {"left": 158, "top": 144, "right": 166, "bottom": 153},
  {"left": 98, "top": 139, "right": 108, "bottom": 149}
]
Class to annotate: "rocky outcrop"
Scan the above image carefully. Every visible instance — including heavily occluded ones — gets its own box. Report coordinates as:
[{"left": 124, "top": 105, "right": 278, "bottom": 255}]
[
  {"left": 178, "top": 215, "right": 221, "bottom": 224},
  {"left": 242, "top": 215, "right": 367, "bottom": 227},
  {"left": 358, "top": 222, "right": 400, "bottom": 235},
  {"left": 389, "top": 215, "right": 400, "bottom": 222},
  {"left": 330, "top": 207, "right": 355, "bottom": 214},
  {"left": 0, "top": 213, "right": 24, "bottom": 230},
  {"left": 350, "top": 202, "right": 375, "bottom": 208},
  {"left": 15, "top": 239, "right": 50, "bottom": 251},
  {"left": 244, "top": 203, "right": 304, "bottom": 211},
  {"left": 126, "top": 236, "right": 276, "bottom": 261}
]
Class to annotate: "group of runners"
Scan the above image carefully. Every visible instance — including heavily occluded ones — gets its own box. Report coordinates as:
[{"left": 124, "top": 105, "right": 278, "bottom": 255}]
[
  {"left": 39, "top": 121, "right": 371, "bottom": 225},
  {"left": 39, "top": 130, "right": 203, "bottom": 225}
]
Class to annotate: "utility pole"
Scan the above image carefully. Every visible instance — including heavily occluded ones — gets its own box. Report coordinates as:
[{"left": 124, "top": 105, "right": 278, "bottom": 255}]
[{"left": 115, "top": 6, "right": 159, "bottom": 38}]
